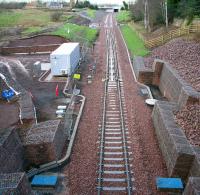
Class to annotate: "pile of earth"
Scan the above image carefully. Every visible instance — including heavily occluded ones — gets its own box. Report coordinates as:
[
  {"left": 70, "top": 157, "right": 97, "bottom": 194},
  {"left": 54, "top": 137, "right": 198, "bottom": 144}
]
[
  {"left": 174, "top": 103, "right": 200, "bottom": 147},
  {"left": 144, "top": 38, "right": 200, "bottom": 92},
  {"left": 6, "top": 35, "right": 68, "bottom": 47}
]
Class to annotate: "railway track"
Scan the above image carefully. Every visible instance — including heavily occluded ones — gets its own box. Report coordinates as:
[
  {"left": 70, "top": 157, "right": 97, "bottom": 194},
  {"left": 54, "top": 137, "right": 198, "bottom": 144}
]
[{"left": 97, "top": 14, "right": 134, "bottom": 194}]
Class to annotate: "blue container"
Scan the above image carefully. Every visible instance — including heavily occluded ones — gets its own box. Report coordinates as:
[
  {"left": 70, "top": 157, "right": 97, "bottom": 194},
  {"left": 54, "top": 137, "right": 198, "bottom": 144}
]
[
  {"left": 31, "top": 175, "right": 58, "bottom": 187},
  {"left": 156, "top": 177, "right": 183, "bottom": 191},
  {"left": 2, "top": 89, "right": 15, "bottom": 100}
]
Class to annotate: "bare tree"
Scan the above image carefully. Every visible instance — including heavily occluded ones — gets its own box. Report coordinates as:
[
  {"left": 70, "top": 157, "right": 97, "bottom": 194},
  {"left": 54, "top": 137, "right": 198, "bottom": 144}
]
[
  {"left": 130, "top": 0, "right": 165, "bottom": 31},
  {"left": 165, "top": 0, "right": 168, "bottom": 28},
  {"left": 144, "top": 0, "right": 148, "bottom": 29}
]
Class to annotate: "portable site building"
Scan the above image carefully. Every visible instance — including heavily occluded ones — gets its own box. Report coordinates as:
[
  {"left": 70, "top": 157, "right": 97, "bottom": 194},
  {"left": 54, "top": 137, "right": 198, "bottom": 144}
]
[{"left": 50, "top": 43, "right": 80, "bottom": 76}]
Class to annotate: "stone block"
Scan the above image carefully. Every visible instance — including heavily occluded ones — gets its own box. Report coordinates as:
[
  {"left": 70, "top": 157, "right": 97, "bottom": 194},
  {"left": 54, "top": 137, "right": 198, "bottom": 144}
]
[
  {"left": 0, "top": 172, "right": 31, "bottom": 195},
  {"left": 152, "top": 101, "right": 195, "bottom": 181},
  {"left": 183, "top": 177, "right": 200, "bottom": 195},
  {"left": 24, "top": 120, "right": 66, "bottom": 165},
  {"left": 0, "top": 127, "right": 24, "bottom": 173}
]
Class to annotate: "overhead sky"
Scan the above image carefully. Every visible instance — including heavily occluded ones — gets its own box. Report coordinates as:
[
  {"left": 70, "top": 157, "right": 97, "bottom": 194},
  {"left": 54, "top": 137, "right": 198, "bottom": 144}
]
[{"left": 0, "top": 0, "right": 136, "bottom": 5}]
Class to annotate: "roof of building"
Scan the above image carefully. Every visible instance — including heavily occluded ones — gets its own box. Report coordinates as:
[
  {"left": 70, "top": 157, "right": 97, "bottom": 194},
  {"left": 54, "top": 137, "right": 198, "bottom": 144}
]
[{"left": 51, "top": 42, "right": 79, "bottom": 56}]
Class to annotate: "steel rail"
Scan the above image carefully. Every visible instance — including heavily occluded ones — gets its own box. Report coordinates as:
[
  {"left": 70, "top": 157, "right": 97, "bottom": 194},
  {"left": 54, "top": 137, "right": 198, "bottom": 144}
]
[
  {"left": 97, "top": 14, "right": 133, "bottom": 194},
  {"left": 97, "top": 28, "right": 110, "bottom": 195},
  {"left": 111, "top": 28, "right": 132, "bottom": 194}
]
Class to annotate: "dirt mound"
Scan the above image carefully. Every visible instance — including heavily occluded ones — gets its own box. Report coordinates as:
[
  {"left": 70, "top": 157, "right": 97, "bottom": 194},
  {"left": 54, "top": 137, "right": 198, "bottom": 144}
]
[
  {"left": 144, "top": 38, "right": 200, "bottom": 92},
  {"left": 6, "top": 35, "right": 68, "bottom": 47}
]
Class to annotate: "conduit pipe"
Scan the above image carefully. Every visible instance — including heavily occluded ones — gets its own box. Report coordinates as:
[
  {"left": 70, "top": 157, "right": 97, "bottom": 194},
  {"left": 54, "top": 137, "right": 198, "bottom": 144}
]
[
  {"left": 27, "top": 93, "right": 85, "bottom": 178},
  {"left": 117, "top": 26, "right": 153, "bottom": 99}
]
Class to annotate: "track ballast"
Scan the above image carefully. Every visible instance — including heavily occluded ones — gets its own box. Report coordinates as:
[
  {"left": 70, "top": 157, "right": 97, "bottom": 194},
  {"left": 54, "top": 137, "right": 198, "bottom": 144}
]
[{"left": 97, "top": 14, "right": 134, "bottom": 195}]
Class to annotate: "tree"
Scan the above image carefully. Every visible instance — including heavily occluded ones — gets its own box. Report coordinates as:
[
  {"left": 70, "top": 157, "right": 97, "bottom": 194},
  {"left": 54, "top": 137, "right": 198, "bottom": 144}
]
[
  {"left": 123, "top": 1, "right": 129, "bottom": 10},
  {"left": 167, "top": 0, "right": 200, "bottom": 24},
  {"left": 130, "top": 0, "right": 165, "bottom": 31},
  {"left": 129, "top": 0, "right": 144, "bottom": 22},
  {"left": 167, "top": 0, "right": 180, "bottom": 22}
]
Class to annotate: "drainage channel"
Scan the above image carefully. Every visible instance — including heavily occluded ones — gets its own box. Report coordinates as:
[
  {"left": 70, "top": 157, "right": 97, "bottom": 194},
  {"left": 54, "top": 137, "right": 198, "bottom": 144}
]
[{"left": 97, "top": 14, "right": 134, "bottom": 195}]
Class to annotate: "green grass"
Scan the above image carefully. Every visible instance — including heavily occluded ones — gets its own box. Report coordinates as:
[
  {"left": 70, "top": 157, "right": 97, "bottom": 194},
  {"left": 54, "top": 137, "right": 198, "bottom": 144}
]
[
  {"left": 52, "top": 23, "right": 99, "bottom": 45},
  {"left": 60, "top": 14, "right": 74, "bottom": 22},
  {"left": 116, "top": 11, "right": 132, "bottom": 23},
  {"left": 121, "top": 25, "right": 150, "bottom": 56},
  {"left": 0, "top": 10, "right": 21, "bottom": 27},
  {"left": 22, "top": 26, "right": 43, "bottom": 35},
  {"left": 0, "top": 9, "right": 73, "bottom": 28},
  {"left": 86, "top": 9, "right": 96, "bottom": 19}
]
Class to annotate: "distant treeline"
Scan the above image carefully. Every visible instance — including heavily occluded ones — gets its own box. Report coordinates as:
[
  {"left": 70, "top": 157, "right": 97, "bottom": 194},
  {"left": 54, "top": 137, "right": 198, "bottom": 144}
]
[
  {"left": 75, "top": 0, "right": 98, "bottom": 10},
  {"left": 130, "top": 0, "right": 200, "bottom": 31},
  {"left": 0, "top": 2, "right": 27, "bottom": 9}
]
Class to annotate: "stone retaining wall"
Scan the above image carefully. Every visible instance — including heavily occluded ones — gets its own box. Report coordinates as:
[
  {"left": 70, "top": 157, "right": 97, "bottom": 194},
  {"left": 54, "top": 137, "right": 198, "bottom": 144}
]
[
  {"left": 24, "top": 120, "right": 66, "bottom": 165},
  {"left": 133, "top": 58, "right": 200, "bottom": 108},
  {"left": 152, "top": 101, "right": 195, "bottom": 181},
  {"left": 18, "top": 91, "right": 35, "bottom": 123},
  {"left": 0, "top": 172, "right": 31, "bottom": 194},
  {"left": 183, "top": 177, "right": 200, "bottom": 195},
  {"left": 133, "top": 56, "right": 153, "bottom": 84},
  {"left": 0, "top": 127, "right": 24, "bottom": 173},
  {"left": 190, "top": 146, "right": 200, "bottom": 178}
]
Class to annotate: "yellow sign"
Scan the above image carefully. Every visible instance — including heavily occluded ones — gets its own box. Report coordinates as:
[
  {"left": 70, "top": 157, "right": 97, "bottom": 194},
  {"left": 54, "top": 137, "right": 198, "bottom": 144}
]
[{"left": 73, "top": 74, "right": 81, "bottom": 80}]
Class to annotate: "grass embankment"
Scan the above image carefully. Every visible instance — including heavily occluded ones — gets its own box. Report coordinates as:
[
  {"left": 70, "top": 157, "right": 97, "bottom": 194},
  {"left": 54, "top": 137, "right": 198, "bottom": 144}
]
[
  {"left": 121, "top": 25, "right": 150, "bottom": 56},
  {"left": 0, "top": 9, "right": 52, "bottom": 27},
  {"left": 0, "top": 9, "right": 74, "bottom": 35},
  {"left": 52, "top": 23, "right": 99, "bottom": 45},
  {"left": 116, "top": 11, "right": 132, "bottom": 23},
  {"left": 86, "top": 9, "right": 96, "bottom": 19},
  {"left": 22, "top": 26, "right": 43, "bottom": 35}
]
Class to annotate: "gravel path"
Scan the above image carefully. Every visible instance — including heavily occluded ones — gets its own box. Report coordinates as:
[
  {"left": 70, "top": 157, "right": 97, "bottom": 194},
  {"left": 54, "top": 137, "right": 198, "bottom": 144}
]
[
  {"left": 114, "top": 22, "right": 167, "bottom": 194},
  {"left": 144, "top": 38, "right": 200, "bottom": 92},
  {"left": 63, "top": 27, "right": 106, "bottom": 195}
]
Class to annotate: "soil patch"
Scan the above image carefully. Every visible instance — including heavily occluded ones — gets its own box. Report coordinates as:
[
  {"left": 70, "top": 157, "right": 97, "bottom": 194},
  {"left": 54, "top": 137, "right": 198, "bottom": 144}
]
[
  {"left": 144, "top": 38, "right": 200, "bottom": 92},
  {"left": 6, "top": 35, "right": 68, "bottom": 47},
  {"left": 69, "top": 15, "right": 90, "bottom": 26},
  {"left": 174, "top": 103, "right": 200, "bottom": 147},
  {"left": 0, "top": 54, "right": 65, "bottom": 122}
]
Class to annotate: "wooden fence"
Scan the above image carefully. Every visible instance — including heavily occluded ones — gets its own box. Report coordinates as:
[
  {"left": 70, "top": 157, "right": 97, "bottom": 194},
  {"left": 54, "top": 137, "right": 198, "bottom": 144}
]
[{"left": 129, "top": 23, "right": 200, "bottom": 48}]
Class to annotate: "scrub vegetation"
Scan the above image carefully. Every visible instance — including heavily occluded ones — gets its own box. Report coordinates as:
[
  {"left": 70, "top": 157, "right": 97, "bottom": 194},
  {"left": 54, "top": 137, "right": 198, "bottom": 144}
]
[
  {"left": 86, "top": 9, "right": 96, "bottom": 19},
  {"left": 116, "top": 11, "right": 133, "bottom": 23}
]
